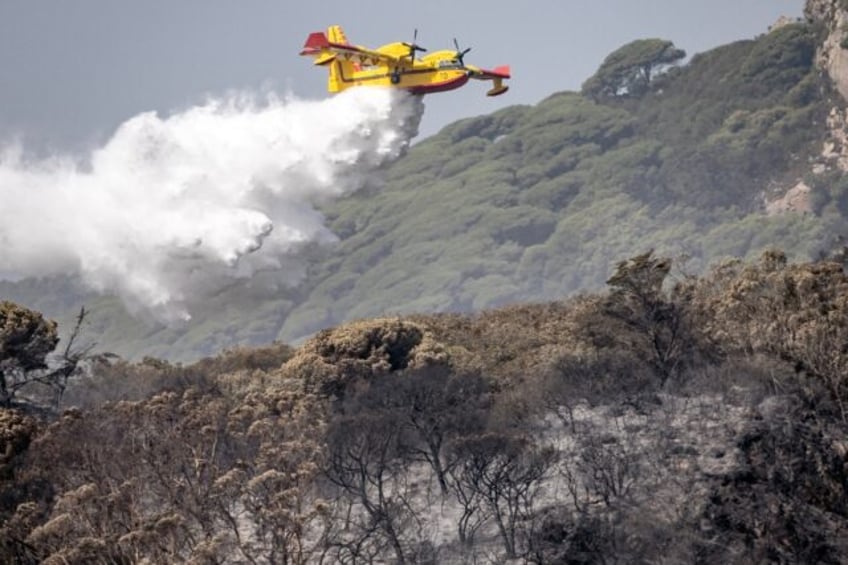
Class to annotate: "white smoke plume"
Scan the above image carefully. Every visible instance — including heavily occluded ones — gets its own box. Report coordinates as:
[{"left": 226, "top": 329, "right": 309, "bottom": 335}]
[{"left": 0, "top": 88, "right": 423, "bottom": 321}]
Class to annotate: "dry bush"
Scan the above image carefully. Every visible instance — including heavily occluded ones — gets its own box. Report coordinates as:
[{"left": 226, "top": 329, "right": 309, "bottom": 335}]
[
  {"left": 523, "top": 505, "right": 677, "bottom": 565},
  {"left": 61, "top": 356, "right": 210, "bottom": 408},
  {"left": 63, "top": 342, "right": 293, "bottom": 410},
  {"left": 0, "top": 409, "right": 41, "bottom": 562},
  {"left": 0, "top": 409, "right": 37, "bottom": 469},
  {"left": 683, "top": 250, "right": 848, "bottom": 419},
  {"left": 189, "top": 341, "right": 295, "bottom": 377},
  {"left": 281, "top": 318, "right": 448, "bottom": 399},
  {"left": 10, "top": 381, "right": 329, "bottom": 564},
  {"left": 545, "top": 350, "right": 655, "bottom": 412},
  {"left": 0, "top": 302, "right": 59, "bottom": 407},
  {"left": 411, "top": 300, "right": 590, "bottom": 387}
]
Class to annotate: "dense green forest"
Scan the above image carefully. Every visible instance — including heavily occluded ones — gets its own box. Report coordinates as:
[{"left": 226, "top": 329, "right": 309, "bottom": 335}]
[
  {"left": 2, "top": 250, "right": 848, "bottom": 562},
  {"left": 3, "top": 18, "right": 846, "bottom": 361},
  {"left": 295, "top": 22, "right": 834, "bottom": 336}
]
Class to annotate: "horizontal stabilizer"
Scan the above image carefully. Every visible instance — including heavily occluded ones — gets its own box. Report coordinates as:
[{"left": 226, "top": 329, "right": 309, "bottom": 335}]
[{"left": 314, "top": 53, "right": 336, "bottom": 66}]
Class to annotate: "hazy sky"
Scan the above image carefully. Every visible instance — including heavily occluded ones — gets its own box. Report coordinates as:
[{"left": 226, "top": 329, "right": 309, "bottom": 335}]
[{"left": 0, "top": 1, "right": 804, "bottom": 151}]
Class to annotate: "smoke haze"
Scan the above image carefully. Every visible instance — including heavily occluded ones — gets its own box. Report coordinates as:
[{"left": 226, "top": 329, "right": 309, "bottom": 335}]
[{"left": 0, "top": 88, "right": 423, "bottom": 322}]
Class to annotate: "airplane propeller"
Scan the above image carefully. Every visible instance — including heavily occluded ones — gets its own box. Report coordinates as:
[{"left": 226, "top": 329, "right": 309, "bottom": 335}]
[
  {"left": 403, "top": 29, "right": 427, "bottom": 60},
  {"left": 453, "top": 38, "right": 472, "bottom": 66}
]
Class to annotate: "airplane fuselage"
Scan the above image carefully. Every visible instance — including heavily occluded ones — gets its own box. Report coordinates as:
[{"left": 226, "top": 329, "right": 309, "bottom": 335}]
[{"left": 329, "top": 46, "right": 470, "bottom": 94}]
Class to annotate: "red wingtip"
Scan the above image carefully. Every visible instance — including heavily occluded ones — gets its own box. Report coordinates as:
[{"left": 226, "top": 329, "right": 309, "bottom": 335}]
[
  {"left": 493, "top": 65, "right": 511, "bottom": 78},
  {"left": 300, "top": 32, "right": 330, "bottom": 55}
]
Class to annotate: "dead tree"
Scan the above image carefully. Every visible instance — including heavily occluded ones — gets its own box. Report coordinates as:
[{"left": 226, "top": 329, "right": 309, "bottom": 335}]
[
  {"left": 450, "top": 434, "right": 556, "bottom": 559},
  {"left": 323, "top": 412, "right": 418, "bottom": 565}
]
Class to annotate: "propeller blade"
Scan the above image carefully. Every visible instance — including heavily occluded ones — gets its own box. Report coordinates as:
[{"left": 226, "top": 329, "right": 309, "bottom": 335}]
[
  {"left": 453, "top": 38, "right": 471, "bottom": 65},
  {"left": 405, "top": 29, "right": 427, "bottom": 56}
]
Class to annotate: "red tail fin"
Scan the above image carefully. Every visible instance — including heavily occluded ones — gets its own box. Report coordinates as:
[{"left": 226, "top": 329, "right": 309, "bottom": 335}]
[{"left": 300, "top": 32, "right": 329, "bottom": 55}]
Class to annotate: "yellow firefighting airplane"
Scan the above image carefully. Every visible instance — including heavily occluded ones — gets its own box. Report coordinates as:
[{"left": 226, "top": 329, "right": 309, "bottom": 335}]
[{"left": 300, "top": 25, "right": 510, "bottom": 96}]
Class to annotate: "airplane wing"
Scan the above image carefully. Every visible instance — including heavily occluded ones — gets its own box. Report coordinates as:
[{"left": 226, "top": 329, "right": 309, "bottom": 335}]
[
  {"left": 300, "top": 32, "right": 402, "bottom": 66},
  {"left": 465, "top": 65, "right": 510, "bottom": 96},
  {"left": 467, "top": 65, "right": 511, "bottom": 80}
]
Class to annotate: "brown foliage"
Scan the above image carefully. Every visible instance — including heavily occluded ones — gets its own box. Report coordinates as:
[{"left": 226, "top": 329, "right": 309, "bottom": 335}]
[
  {"left": 0, "top": 302, "right": 59, "bottom": 407},
  {"left": 5, "top": 250, "right": 848, "bottom": 562},
  {"left": 190, "top": 342, "right": 295, "bottom": 377},
  {"left": 0, "top": 302, "right": 58, "bottom": 372},
  {"left": 0, "top": 409, "right": 41, "bottom": 562},
  {"left": 63, "top": 342, "right": 293, "bottom": 409},
  {"left": 683, "top": 250, "right": 848, "bottom": 418},
  {"left": 411, "top": 300, "right": 587, "bottom": 386},
  {"left": 12, "top": 381, "right": 328, "bottom": 563},
  {"left": 0, "top": 409, "right": 37, "bottom": 470},
  {"left": 282, "top": 318, "right": 447, "bottom": 398},
  {"left": 62, "top": 356, "right": 205, "bottom": 407}
]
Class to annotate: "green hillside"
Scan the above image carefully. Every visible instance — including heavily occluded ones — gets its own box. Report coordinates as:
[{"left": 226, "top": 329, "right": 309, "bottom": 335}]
[
  {"left": 279, "top": 22, "right": 842, "bottom": 340},
  {"left": 3, "top": 20, "right": 847, "bottom": 360}
]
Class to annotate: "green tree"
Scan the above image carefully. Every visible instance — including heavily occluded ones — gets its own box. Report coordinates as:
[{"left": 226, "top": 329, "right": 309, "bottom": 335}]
[{"left": 582, "top": 39, "right": 686, "bottom": 99}]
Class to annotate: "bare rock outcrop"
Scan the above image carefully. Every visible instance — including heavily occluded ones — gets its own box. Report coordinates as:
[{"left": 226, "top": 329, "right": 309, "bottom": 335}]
[{"left": 765, "top": 180, "right": 813, "bottom": 215}]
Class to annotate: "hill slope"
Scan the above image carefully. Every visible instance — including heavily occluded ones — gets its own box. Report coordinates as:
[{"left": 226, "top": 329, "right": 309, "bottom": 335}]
[
  {"left": 4, "top": 250, "right": 848, "bottom": 562},
  {"left": 282, "top": 20, "right": 844, "bottom": 339},
  {"left": 4, "top": 16, "right": 848, "bottom": 360}
]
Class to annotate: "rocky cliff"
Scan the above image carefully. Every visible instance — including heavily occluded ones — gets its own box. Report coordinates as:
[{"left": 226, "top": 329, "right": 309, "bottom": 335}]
[
  {"left": 760, "top": 0, "right": 848, "bottom": 214},
  {"left": 807, "top": 0, "right": 848, "bottom": 98},
  {"left": 805, "top": 0, "right": 848, "bottom": 174}
]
